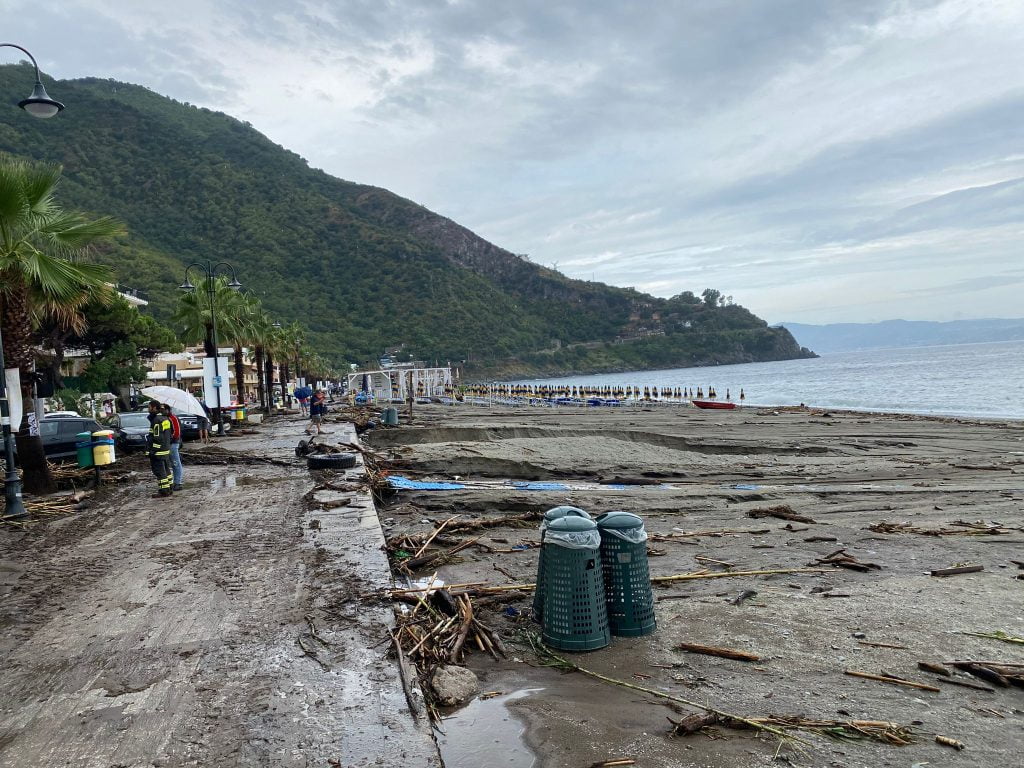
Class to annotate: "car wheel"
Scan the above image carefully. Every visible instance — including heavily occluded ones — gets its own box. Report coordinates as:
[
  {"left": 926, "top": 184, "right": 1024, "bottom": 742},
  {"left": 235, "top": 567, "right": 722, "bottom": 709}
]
[{"left": 306, "top": 452, "right": 357, "bottom": 470}]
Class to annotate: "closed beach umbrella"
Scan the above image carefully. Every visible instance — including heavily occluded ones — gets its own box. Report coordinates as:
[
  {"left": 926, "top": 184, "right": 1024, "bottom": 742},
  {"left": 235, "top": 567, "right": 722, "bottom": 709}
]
[{"left": 141, "top": 386, "right": 208, "bottom": 417}]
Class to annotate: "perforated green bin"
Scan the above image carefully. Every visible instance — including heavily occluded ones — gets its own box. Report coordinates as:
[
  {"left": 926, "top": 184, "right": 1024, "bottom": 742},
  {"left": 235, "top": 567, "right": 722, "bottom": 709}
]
[
  {"left": 596, "top": 511, "right": 656, "bottom": 637},
  {"left": 533, "top": 506, "right": 591, "bottom": 622},
  {"left": 540, "top": 515, "right": 610, "bottom": 652}
]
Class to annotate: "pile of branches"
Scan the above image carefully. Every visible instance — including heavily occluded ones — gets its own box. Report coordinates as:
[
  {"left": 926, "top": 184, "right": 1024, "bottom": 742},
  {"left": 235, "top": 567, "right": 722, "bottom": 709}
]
[
  {"left": 391, "top": 586, "right": 507, "bottom": 717},
  {"left": 869, "top": 520, "right": 1022, "bottom": 536}
]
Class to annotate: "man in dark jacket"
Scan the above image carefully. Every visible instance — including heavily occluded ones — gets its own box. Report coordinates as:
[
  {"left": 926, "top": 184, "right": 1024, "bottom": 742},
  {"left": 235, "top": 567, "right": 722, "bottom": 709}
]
[{"left": 147, "top": 401, "right": 173, "bottom": 497}]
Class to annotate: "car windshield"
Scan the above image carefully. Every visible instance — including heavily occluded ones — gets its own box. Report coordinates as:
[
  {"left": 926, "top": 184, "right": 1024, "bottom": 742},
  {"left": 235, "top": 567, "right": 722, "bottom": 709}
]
[{"left": 120, "top": 413, "right": 151, "bottom": 427}]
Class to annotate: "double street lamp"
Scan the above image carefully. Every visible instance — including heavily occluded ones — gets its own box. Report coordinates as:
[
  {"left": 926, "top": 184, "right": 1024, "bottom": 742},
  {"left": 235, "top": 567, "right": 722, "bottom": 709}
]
[
  {"left": 179, "top": 262, "right": 242, "bottom": 437},
  {"left": 1, "top": 43, "right": 65, "bottom": 520}
]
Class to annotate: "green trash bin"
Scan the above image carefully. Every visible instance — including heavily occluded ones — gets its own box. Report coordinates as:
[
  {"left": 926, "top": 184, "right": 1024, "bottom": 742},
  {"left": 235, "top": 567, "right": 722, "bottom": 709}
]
[
  {"left": 540, "top": 516, "right": 610, "bottom": 652},
  {"left": 533, "top": 505, "right": 591, "bottom": 622},
  {"left": 596, "top": 511, "right": 656, "bottom": 637},
  {"left": 75, "top": 431, "right": 94, "bottom": 469}
]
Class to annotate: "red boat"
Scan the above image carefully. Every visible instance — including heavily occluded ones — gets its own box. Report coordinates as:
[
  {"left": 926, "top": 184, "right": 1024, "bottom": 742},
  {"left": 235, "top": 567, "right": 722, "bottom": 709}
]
[{"left": 691, "top": 399, "right": 737, "bottom": 410}]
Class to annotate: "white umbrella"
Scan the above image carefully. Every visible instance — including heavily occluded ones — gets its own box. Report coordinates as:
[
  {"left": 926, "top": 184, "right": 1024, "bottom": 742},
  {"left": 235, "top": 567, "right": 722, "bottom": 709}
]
[{"left": 140, "top": 386, "right": 207, "bottom": 418}]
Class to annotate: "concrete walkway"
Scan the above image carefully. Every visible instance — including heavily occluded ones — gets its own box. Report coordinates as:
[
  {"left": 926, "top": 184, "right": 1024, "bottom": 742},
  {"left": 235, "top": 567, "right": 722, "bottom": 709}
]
[{"left": 0, "top": 417, "right": 440, "bottom": 768}]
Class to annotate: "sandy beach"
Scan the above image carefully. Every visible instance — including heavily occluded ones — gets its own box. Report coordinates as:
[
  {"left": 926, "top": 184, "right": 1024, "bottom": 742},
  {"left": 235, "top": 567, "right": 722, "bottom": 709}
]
[{"left": 370, "top": 403, "right": 1024, "bottom": 768}]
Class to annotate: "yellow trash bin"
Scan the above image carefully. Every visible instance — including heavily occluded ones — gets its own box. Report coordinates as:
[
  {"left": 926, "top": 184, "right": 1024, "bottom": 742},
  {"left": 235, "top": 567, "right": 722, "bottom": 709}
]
[{"left": 91, "top": 429, "right": 116, "bottom": 466}]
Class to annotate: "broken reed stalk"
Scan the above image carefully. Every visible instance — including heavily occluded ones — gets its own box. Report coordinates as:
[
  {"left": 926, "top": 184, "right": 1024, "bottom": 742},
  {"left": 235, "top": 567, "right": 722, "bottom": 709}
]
[
  {"left": 412, "top": 515, "right": 460, "bottom": 559},
  {"left": 962, "top": 630, "right": 1024, "bottom": 646},
  {"left": 675, "top": 642, "right": 760, "bottom": 662},
  {"left": 844, "top": 670, "right": 941, "bottom": 693},
  {"left": 383, "top": 567, "right": 838, "bottom": 600},
  {"left": 526, "top": 633, "right": 807, "bottom": 747}
]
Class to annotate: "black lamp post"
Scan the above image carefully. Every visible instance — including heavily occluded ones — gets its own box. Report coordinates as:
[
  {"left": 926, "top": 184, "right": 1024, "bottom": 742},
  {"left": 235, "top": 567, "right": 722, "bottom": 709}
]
[
  {"left": 1, "top": 43, "right": 65, "bottom": 118},
  {"left": 1, "top": 43, "right": 64, "bottom": 521},
  {"left": 179, "top": 262, "right": 242, "bottom": 436}
]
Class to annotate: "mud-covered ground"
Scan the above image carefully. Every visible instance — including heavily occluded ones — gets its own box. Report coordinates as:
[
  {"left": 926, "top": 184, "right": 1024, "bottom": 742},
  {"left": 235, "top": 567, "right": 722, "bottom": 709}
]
[
  {"left": 369, "top": 404, "right": 1024, "bottom": 768},
  {"left": 0, "top": 417, "right": 438, "bottom": 768}
]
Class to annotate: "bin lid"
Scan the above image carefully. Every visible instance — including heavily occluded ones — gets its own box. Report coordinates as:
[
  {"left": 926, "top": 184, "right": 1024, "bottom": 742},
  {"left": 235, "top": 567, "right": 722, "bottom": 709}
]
[
  {"left": 92, "top": 429, "right": 115, "bottom": 438},
  {"left": 543, "top": 505, "right": 591, "bottom": 522},
  {"left": 596, "top": 510, "right": 644, "bottom": 530},
  {"left": 547, "top": 515, "right": 598, "bottom": 533},
  {"left": 76, "top": 431, "right": 92, "bottom": 439}
]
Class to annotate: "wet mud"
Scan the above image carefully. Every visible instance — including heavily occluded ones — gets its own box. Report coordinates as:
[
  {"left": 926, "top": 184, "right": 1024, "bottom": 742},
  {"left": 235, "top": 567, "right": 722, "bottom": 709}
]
[{"left": 372, "top": 404, "right": 1024, "bottom": 768}]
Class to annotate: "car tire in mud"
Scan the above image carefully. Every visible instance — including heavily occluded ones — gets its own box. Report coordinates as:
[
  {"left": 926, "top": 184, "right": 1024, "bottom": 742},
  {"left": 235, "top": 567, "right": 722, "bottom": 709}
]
[{"left": 307, "top": 452, "right": 357, "bottom": 470}]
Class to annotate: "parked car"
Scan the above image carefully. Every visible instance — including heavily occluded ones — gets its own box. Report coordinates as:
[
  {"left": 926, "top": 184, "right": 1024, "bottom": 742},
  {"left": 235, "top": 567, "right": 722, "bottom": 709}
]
[
  {"left": 132, "top": 405, "right": 229, "bottom": 440},
  {"left": 113, "top": 411, "right": 152, "bottom": 451},
  {"left": 37, "top": 416, "right": 103, "bottom": 461}
]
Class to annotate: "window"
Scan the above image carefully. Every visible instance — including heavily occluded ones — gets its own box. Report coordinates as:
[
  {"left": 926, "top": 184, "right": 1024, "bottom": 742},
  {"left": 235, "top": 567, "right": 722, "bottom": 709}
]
[{"left": 39, "top": 422, "right": 59, "bottom": 437}]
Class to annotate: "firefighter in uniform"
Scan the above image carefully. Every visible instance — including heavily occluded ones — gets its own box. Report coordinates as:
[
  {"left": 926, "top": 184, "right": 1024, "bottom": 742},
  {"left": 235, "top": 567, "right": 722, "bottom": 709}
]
[{"left": 147, "top": 401, "right": 173, "bottom": 497}]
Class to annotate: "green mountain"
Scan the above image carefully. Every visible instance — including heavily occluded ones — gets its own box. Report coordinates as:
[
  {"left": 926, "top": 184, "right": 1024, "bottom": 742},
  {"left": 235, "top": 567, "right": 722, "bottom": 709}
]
[{"left": 0, "top": 65, "right": 813, "bottom": 377}]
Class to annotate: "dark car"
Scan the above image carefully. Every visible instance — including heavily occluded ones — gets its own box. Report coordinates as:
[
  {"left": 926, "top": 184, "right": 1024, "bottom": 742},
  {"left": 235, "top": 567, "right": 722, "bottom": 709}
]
[
  {"left": 37, "top": 416, "right": 103, "bottom": 460},
  {"left": 132, "top": 405, "right": 227, "bottom": 440},
  {"left": 113, "top": 411, "right": 152, "bottom": 451}
]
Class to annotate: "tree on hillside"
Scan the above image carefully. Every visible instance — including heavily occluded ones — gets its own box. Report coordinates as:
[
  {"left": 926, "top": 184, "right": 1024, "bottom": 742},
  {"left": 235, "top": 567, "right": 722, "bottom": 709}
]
[{"left": 0, "top": 156, "right": 123, "bottom": 494}]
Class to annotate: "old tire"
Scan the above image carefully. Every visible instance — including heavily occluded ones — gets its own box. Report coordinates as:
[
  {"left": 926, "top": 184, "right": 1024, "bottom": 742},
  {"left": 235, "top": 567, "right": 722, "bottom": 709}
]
[{"left": 307, "top": 452, "right": 357, "bottom": 470}]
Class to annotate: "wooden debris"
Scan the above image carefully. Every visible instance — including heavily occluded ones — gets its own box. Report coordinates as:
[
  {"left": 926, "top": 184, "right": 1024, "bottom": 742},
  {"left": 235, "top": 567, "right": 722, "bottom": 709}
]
[
  {"left": 747, "top": 505, "right": 816, "bottom": 524},
  {"left": 651, "top": 567, "right": 836, "bottom": 584},
  {"left": 676, "top": 642, "right": 760, "bottom": 662},
  {"left": 951, "top": 662, "right": 1010, "bottom": 688},
  {"left": 935, "top": 735, "right": 965, "bottom": 750},
  {"left": 445, "top": 511, "right": 542, "bottom": 532},
  {"left": 649, "top": 528, "right": 770, "bottom": 543},
  {"left": 918, "top": 661, "right": 951, "bottom": 677},
  {"left": 589, "top": 760, "right": 636, "bottom": 768},
  {"left": 857, "top": 640, "right": 907, "bottom": 650},
  {"left": 938, "top": 677, "right": 995, "bottom": 693},
  {"left": 668, "top": 712, "right": 719, "bottom": 735},
  {"left": 930, "top": 564, "right": 983, "bottom": 577},
  {"left": 695, "top": 555, "right": 735, "bottom": 568},
  {"left": 731, "top": 589, "right": 757, "bottom": 606},
  {"left": 869, "top": 521, "right": 1021, "bottom": 537},
  {"left": 804, "top": 535, "right": 838, "bottom": 543},
  {"left": 814, "top": 549, "right": 882, "bottom": 572},
  {"left": 844, "top": 670, "right": 940, "bottom": 692}
]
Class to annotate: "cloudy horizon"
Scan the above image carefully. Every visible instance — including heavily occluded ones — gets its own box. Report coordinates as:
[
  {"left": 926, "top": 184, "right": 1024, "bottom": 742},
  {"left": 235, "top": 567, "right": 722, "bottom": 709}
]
[{"left": 3, "top": 0, "right": 1023, "bottom": 325}]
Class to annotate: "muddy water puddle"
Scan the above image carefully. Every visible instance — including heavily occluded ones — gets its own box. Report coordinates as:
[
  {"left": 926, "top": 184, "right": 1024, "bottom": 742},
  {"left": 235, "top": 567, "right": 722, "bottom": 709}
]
[
  {"left": 436, "top": 689, "right": 540, "bottom": 768},
  {"left": 208, "top": 474, "right": 288, "bottom": 490}
]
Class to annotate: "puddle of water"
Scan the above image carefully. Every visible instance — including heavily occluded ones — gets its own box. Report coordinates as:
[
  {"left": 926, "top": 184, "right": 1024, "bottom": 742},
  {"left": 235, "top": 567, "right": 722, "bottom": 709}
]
[
  {"left": 436, "top": 688, "right": 540, "bottom": 768},
  {"left": 208, "top": 474, "right": 281, "bottom": 490}
]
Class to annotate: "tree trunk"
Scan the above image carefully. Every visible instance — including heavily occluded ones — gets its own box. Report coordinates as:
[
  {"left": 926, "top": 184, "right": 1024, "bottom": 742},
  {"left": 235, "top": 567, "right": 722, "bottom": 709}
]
[
  {"left": 0, "top": 272, "right": 56, "bottom": 495},
  {"left": 233, "top": 342, "right": 245, "bottom": 405},
  {"left": 254, "top": 346, "right": 266, "bottom": 411},
  {"left": 282, "top": 363, "right": 291, "bottom": 407},
  {"left": 264, "top": 352, "right": 275, "bottom": 416}
]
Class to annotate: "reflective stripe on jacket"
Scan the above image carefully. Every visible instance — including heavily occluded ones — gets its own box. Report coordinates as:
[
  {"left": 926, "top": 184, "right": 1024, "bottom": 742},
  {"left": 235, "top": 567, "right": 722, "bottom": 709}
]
[{"left": 148, "top": 416, "right": 172, "bottom": 456}]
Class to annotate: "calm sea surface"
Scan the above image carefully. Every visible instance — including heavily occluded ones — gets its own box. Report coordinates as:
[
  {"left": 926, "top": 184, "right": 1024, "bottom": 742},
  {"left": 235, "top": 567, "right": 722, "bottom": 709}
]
[{"left": 519, "top": 340, "right": 1024, "bottom": 420}]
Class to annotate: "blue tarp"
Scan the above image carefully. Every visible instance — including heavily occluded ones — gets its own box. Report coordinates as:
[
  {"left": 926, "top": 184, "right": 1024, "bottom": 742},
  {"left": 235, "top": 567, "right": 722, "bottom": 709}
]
[
  {"left": 511, "top": 481, "right": 570, "bottom": 491},
  {"left": 387, "top": 475, "right": 465, "bottom": 490}
]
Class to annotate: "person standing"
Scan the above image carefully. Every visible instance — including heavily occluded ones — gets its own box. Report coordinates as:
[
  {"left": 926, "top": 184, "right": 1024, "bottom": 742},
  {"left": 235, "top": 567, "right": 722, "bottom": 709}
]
[
  {"left": 163, "top": 403, "right": 184, "bottom": 491},
  {"left": 306, "top": 389, "right": 327, "bottom": 436},
  {"left": 147, "top": 401, "right": 173, "bottom": 498},
  {"left": 197, "top": 399, "right": 211, "bottom": 444}
]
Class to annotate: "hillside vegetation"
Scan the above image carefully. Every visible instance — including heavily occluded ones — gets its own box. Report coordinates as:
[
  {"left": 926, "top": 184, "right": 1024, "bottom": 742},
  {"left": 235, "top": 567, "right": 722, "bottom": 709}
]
[{"left": 0, "top": 64, "right": 813, "bottom": 376}]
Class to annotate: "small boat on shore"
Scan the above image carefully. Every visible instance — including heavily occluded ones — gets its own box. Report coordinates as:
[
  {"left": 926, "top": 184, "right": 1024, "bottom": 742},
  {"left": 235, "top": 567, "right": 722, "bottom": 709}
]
[{"left": 691, "top": 399, "right": 737, "bottom": 410}]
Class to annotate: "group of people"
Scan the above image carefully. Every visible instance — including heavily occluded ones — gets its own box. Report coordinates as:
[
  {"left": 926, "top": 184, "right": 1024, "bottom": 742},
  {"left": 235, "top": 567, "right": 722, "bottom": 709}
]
[{"left": 146, "top": 401, "right": 184, "bottom": 498}]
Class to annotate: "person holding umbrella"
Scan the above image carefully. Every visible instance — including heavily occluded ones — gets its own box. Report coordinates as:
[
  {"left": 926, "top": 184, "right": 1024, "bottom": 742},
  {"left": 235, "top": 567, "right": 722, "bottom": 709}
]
[
  {"left": 147, "top": 400, "right": 173, "bottom": 498},
  {"left": 163, "top": 403, "right": 184, "bottom": 490}
]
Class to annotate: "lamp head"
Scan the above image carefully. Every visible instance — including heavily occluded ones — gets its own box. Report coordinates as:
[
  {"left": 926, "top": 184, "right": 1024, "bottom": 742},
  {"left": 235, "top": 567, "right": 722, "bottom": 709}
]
[
  {"left": 227, "top": 277, "right": 243, "bottom": 291},
  {"left": 178, "top": 278, "right": 196, "bottom": 292},
  {"left": 18, "top": 80, "right": 64, "bottom": 118}
]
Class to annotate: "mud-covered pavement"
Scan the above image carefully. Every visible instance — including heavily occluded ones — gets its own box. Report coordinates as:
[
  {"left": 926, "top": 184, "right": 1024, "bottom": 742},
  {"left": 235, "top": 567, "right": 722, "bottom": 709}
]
[
  {"left": 0, "top": 417, "right": 440, "bottom": 768},
  {"left": 370, "top": 404, "right": 1024, "bottom": 768}
]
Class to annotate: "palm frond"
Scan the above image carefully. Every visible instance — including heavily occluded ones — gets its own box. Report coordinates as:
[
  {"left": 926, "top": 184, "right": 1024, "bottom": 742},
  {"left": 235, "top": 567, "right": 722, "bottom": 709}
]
[{"left": 36, "top": 213, "right": 126, "bottom": 252}]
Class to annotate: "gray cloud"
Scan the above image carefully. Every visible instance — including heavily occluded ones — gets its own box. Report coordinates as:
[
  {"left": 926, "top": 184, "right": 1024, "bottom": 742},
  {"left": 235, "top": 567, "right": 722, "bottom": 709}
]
[{"left": 2, "top": 0, "right": 1022, "bottom": 323}]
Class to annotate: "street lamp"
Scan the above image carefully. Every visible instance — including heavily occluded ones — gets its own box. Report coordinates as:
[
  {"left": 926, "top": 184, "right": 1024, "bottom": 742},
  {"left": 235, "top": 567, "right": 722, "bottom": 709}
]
[
  {"left": 179, "top": 262, "right": 242, "bottom": 437},
  {"left": 1, "top": 43, "right": 65, "bottom": 118},
  {"left": 1, "top": 43, "right": 64, "bottom": 521}
]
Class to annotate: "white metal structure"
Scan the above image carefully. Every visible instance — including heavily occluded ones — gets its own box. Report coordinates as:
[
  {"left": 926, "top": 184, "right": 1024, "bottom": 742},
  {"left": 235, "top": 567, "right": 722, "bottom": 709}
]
[{"left": 347, "top": 367, "right": 453, "bottom": 402}]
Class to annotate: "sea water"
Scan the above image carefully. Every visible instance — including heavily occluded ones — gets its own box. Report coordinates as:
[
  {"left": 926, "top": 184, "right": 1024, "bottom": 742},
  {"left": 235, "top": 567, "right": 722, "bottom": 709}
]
[{"left": 518, "top": 340, "right": 1024, "bottom": 420}]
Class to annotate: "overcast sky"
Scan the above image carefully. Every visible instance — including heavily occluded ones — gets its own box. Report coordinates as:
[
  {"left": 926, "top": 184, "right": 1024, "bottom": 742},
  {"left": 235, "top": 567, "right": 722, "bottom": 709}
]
[{"left": 4, "top": 0, "right": 1023, "bottom": 323}]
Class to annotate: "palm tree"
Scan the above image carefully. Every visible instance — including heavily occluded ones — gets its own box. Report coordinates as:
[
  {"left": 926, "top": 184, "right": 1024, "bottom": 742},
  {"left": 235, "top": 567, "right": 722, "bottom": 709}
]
[
  {"left": 0, "top": 156, "right": 122, "bottom": 493},
  {"left": 228, "top": 293, "right": 262, "bottom": 407},
  {"left": 248, "top": 308, "right": 274, "bottom": 411}
]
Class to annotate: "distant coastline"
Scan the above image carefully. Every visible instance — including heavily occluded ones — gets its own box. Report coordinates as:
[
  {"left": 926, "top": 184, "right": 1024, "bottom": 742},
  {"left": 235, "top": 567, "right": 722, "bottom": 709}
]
[{"left": 780, "top": 318, "right": 1024, "bottom": 355}]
